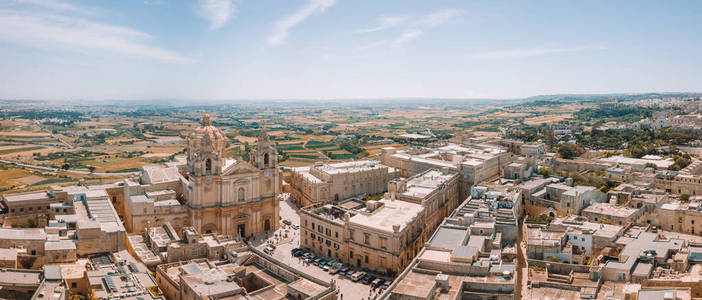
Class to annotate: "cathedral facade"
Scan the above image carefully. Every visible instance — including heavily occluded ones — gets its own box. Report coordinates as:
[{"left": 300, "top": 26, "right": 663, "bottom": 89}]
[{"left": 184, "top": 114, "right": 279, "bottom": 237}]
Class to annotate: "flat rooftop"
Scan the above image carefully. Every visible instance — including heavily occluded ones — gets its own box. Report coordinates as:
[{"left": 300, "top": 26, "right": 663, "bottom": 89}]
[
  {"left": 400, "top": 170, "right": 455, "bottom": 199},
  {"left": 582, "top": 202, "right": 639, "bottom": 218},
  {"left": 428, "top": 226, "right": 468, "bottom": 249},
  {"left": 3, "top": 191, "right": 50, "bottom": 202},
  {"left": 314, "top": 160, "right": 387, "bottom": 174},
  {"left": 349, "top": 198, "right": 423, "bottom": 233}
]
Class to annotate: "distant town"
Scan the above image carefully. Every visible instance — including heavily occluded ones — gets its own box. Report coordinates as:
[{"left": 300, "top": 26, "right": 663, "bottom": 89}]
[{"left": 2, "top": 94, "right": 702, "bottom": 299}]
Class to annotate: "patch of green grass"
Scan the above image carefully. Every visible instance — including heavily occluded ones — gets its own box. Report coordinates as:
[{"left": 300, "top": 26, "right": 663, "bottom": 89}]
[
  {"left": 108, "top": 167, "right": 141, "bottom": 173},
  {"left": 0, "top": 146, "right": 43, "bottom": 155},
  {"left": 289, "top": 153, "right": 324, "bottom": 159},
  {"left": 306, "top": 143, "right": 336, "bottom": 149},
  {"left": 31, "top": 178, "right": 77, "bottom": 186}
]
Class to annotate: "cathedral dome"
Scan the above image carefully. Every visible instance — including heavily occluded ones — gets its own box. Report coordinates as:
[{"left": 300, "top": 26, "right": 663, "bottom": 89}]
[{"left": 191, "top": 114, "right": 225, "bottom": 142}]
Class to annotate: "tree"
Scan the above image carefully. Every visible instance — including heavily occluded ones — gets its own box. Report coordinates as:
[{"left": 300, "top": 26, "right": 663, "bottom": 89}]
[
  {"left": 558, "top": 143, "right": 583, "bottom": 159},
  {"left": 537, "top": 167, "right": 552, "bottom": 177},
  {"left": 88, "top": 166, "right": 96, "bottom": 174},
  {"left": 680, "top": 194, "right": 690, "bottom": 202},
  {"left": 61, "top": 163, "right": 70, "bottom": 170}
]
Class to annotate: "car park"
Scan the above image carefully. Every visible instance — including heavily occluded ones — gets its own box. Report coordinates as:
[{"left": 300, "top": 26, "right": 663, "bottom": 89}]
[
  {"left": 351, "top": 272, "right": 366, "bottom": 282},
  {"left": 329, "top": 263, "right": 343, "bottom": 274}
]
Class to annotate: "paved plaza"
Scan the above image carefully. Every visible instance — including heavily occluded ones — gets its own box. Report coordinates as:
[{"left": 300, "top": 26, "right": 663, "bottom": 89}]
[{"left": 255, "top": 194, "right": 385, "bottom": 300}]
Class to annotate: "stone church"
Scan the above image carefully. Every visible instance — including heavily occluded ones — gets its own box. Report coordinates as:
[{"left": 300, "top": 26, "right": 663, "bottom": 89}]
[{"left": 184, "top": 114, "right": 279, "bottom": 237}]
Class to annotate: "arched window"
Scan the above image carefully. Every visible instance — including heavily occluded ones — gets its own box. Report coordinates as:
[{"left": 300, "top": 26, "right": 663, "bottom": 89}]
[
  {"left": 264, "top": 153, "right": 270, "bottom": 166},
  {"left": 206, "top": 158, "right": 212, "bottom": 172},
  {"left": 238, "top": 187, "right": 245, "bottom": 202}
]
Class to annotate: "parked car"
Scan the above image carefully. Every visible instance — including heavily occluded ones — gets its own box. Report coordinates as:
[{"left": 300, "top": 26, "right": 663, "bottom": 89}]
[
  {"left": 351, "top": 272, "right": 366, "bottom": 282},
  {"left": 339, "top": 267, "right": 349, "bottom": 275},
  {"left": 263, "top": 246, "right": 274, "bottom": 254},
  {"left": 291, "top": 224, "right": 300, "bottom": 230},
  {"left": 317, "top": 259, "right": 327, "bottom": 267},
  {"left": 313, "top": 258, "right": 322, "bottom": 265},
  {"left": 345, "top": 270, "right": 355, "bottom": 278},
  {"left": 282, "top": 219, "right": 292, "bottom": 225},
  {"left": 371, "top": 279, "right": 383, "bottom": 287},
  {"left": 380, "top": 280, "right": 392, "bottom": 290},
  {"left": 362, "top": 275, "right": 375, "bottom": 284}
]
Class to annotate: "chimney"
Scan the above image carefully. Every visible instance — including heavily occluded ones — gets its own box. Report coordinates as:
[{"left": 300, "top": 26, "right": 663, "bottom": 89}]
[
  {"left": 392, "top": 224, "right": 400, "bottom": 233},
  {"left": 435, "top": 273, "right": 449, "bottom": 292}
]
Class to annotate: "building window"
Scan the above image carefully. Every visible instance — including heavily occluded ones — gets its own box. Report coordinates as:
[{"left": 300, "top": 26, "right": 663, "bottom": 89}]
[
  {"left": 334, "top": 243, "right": 339, "bottom": 249},
  {"left": 365, "top": 255, "right": 369, "bottom": 263},
  {"left": 349, "top": 230, "right": 355, "bottom": 241},
  {"left": 311, "top": 233, "right": 316, "bottom": 239},
  {"left": 326, "top": 240, "right": 331, "bottom": 246},
  {"left": 312, "top": 222, "right": 315, "bottom": 230},
  {"left": 238, "top": 187, "right": 245, "bottom": 202},
  {"left": 364, "top": 233, "right": 370, "bottom": 245},
  {"left": 335, "top": 232, "right": 339, "bottom": 238},
  {"left": 318, "top": 236, "right": 323, "bottom": 242},
  {"left": 350, "top": 251, "right": 354, "bottom": 258},
  {"left": 326, "top": 228, "right": 331, "bottom": 236}
]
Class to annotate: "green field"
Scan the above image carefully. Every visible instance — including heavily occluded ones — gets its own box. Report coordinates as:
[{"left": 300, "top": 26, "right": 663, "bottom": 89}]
[
  {"left": 31, "top": 178, "right": 77, "bottom": 186},
  {"left": 289, "top": 153, "right": 325, "bottom": 159},
  {"left": 0, "top": 146, "right": 43, "bottom": 155}
]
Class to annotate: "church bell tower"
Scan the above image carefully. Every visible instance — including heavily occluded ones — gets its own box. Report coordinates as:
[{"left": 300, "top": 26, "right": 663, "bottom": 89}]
[{"left": 250, "top": 130, "right": 277, "bottom": 170}]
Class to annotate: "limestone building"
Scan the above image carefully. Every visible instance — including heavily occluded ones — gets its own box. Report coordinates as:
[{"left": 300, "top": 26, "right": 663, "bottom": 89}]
[
  {"left": 289, "top": 160, "right": 398, "bottom": 207},
  {"left": 184, "top": 114, "right": 280, "bottom": 237},
  {"left": 299, "top": 169, "right": 460, "bottom": 275},
  {"left": 380, "top": 143, "right": 513, "bottom": 199}
]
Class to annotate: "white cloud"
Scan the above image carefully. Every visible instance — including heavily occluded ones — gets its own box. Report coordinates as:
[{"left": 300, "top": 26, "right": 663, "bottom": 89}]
[
  {"left": 196, "top": 0, "right": 237, "bottom": 30},
  {"left": 0, "top": 9, "right": 191, "bottom": 63},
  {"left": 267, "top": 0, "right": 336, "bottom": 46},
  {"left": 358, "top": 8, "right": 461, "bottom": 47},
  {"left": 8, "top": 0, "right": 80, "bottom": 11},
  {"left": 356, "top": 15, "right": 410, "bottom": 33},
  {"left": 472, "top": 45, "right": 606, "bottom": 59}
]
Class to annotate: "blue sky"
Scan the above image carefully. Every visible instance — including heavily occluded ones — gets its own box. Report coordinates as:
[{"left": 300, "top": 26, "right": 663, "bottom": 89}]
[{"left": 0, "top": 0, "right": 700, "bottom": 101}]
